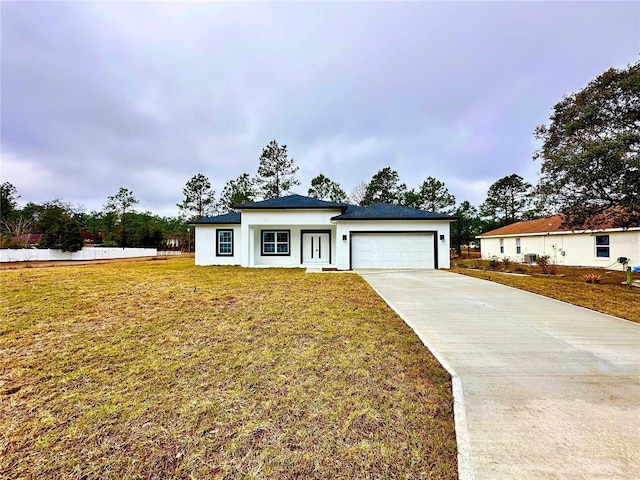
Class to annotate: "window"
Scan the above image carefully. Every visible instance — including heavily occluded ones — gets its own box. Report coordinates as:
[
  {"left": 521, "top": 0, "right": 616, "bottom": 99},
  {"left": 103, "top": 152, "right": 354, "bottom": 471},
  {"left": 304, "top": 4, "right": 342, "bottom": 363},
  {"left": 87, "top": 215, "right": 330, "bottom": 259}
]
[
  {"left": 516, "top": 238, "right": 521, "bottom": 254},
  {"left": 595, "top": 235, "right": 609, "bottom": 258},
  {"left": 499, "top": 238, "right": 504, "bottom": 254},
  {"left": 262, "top": 230, "right": 290, "bottom": 256},
  {"left": 216, "top": 229, "right": 233, "bottom": 256}
]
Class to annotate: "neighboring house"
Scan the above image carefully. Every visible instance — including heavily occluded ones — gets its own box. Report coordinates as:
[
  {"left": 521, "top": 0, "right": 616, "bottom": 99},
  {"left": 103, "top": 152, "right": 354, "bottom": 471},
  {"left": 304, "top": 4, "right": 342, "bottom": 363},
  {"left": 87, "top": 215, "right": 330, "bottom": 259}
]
[
  {"left": 191, "top": 194, "right": 455, "bottom": 270},
  {"left": 477, "top": 215, "right": 640, "bottom": 268}
]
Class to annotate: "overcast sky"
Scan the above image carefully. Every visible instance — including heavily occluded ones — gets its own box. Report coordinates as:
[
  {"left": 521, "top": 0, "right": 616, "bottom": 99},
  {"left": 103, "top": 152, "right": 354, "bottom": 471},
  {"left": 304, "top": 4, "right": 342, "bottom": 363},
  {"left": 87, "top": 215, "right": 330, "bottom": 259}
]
[{"left": 1, "top": 1, "right": 638, "bottom": 216}]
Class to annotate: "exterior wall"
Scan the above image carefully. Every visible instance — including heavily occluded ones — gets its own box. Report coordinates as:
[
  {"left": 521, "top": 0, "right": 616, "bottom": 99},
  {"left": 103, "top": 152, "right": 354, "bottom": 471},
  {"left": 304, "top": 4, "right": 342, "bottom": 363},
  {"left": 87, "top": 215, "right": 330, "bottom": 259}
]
[
  {"left": 247, "top": 225, "right": 337, "bottom": 267},
  {"left": 335, "top": 220, "right": 453, "bottom": 270},
  {"left": 241, "top": 209, "right": 340, "bottom": 267},
  {"left": 193, "top": 210, "right": 454, "bottom": 269},
  {"left": 194, "top": 225, "right": 241, "bottom": 266},
  {"left": 0, "top": 247, "right": 158, "bottom": 263},
  {"left": 480, "top": 230, "right": 640, "bottom": 268}
]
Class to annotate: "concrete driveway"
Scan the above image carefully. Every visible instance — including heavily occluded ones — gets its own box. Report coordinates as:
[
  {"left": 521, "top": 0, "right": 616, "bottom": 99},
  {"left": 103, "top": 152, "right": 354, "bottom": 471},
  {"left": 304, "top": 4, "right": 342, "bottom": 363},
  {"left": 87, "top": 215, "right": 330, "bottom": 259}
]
[{"left": 358, "top": 269, "right": 640, "bottom": 480}]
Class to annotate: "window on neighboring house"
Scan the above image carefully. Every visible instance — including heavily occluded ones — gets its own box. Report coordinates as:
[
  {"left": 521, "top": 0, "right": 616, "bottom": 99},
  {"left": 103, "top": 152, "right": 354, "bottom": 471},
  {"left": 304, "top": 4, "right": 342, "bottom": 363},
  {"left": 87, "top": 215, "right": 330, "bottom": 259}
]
[
  {"left": 217, "top": 229, "right": 234, "bottom": 256},
  {"left": 595, "top": 234, "right": 609, "bottom": 258},
  {"left": 516, "top": 238, "right": 521, "bottom": 254},
  {"left": 499, "top": 238, "right": 504, "bottom": 254},
  {"left": 262, "top": 230, "right": 290, "bottom": 256}
]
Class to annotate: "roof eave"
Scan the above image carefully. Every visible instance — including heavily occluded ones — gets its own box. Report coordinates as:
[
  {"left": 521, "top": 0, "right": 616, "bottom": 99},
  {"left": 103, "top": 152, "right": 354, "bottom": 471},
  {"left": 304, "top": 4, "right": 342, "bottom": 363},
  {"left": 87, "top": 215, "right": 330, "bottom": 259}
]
[
  {"left": 332, "top": 215, "right": 456, "bottom": 221},
  {"left": 238, "top": 205, "right": 345, "bottom": 210}
]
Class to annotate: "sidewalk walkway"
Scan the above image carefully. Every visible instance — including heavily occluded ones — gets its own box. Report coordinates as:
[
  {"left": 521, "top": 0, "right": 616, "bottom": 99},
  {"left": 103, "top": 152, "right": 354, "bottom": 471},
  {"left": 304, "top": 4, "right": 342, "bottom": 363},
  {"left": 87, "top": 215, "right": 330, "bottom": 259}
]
[{"left": 359, "top": 269, "right": 640, "bottom": 480}]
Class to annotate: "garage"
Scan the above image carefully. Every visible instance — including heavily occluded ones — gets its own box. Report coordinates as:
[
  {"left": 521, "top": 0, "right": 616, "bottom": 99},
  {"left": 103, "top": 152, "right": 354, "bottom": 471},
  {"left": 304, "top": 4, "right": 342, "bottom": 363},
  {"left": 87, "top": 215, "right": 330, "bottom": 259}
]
[{"left": 351, "top": 232, "right": 436, "bottom": 269}]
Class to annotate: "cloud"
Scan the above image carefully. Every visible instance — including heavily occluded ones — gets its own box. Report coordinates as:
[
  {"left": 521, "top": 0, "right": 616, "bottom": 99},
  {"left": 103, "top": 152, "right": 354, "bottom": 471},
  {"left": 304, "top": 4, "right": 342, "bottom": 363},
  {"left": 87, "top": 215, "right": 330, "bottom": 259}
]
[{"left": 1, "top": 1, "right": 638, "bottom": 215}]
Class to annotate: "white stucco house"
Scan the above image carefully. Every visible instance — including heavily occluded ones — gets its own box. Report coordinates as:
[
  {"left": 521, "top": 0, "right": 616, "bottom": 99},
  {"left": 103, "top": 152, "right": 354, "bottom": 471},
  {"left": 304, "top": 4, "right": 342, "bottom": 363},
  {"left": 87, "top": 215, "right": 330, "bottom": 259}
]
[
  {"left": 191, "top": 195, "right": 455, "bottom": 270},
  {"left": 478, "top": 214, "right": 640, "bottom": 269}
]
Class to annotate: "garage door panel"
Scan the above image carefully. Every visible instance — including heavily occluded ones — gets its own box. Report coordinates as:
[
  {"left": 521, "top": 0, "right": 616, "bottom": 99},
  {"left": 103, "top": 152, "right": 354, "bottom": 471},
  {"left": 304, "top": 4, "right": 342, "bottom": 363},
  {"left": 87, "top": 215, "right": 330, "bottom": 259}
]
[{"left": 352, "top": 233, "right": 434, "bottom": 269}]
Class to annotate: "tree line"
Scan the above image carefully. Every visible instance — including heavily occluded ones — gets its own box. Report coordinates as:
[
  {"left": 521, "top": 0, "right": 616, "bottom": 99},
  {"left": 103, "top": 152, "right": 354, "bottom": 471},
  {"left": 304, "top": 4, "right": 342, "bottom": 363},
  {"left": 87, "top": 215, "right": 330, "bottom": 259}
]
[
  {"left": 1, "top": 60, "right": 637, "bottom": 253},
  {"left": 0, "top": 186, "right": 187, "bottom": 252}
]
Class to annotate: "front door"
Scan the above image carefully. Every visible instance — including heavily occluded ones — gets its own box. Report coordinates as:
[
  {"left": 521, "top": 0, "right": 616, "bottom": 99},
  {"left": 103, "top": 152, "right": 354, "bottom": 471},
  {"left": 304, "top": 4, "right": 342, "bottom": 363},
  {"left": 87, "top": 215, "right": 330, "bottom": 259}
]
[{"left": 302, "top": 233, "right": 330, "bottom": 264}]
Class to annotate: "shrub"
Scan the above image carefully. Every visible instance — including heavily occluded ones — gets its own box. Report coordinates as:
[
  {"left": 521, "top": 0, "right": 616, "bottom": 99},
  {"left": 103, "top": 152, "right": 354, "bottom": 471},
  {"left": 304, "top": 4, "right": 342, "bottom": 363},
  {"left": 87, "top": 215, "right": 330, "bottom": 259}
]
[
  {"left": 582, "top": 274, "right": 603, "bottom": 284},
  {"left": 537, "top": 255, "right": 552, "bottom": 274},
  {"left": 502, "top": 257, "right": 511, "bottom": 270},
  {"left": 489, "top": 257, "right": 500, "bottom": 271},
  {"left": 513, "top": 265, "right": 528, "bottom": 274}
]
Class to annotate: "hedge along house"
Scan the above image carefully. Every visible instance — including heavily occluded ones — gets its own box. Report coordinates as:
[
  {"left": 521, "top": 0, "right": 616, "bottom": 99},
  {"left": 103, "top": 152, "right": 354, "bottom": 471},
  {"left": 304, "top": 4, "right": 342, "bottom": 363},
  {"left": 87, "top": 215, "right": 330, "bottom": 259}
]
[
  {"left": 477, "top": 214, "right": 640, "bottom": 269},
  {"left": 190, "top": 195, "right": 455, "bottom": 270}
]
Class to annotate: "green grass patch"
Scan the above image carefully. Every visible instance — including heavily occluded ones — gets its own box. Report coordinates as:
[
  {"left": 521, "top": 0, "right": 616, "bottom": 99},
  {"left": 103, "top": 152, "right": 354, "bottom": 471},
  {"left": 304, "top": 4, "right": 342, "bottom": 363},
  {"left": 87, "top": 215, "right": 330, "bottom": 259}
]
[{"left": 0, "top": 258, "right": 456, "bottom": 479}]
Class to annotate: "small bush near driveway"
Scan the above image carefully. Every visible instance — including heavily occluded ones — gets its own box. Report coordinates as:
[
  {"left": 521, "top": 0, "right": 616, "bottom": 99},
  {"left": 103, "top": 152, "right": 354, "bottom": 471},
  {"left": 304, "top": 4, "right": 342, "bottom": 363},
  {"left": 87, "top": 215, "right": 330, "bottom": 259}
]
[{"left": 0, "top": 258, "right": 457, "bottom": 479}]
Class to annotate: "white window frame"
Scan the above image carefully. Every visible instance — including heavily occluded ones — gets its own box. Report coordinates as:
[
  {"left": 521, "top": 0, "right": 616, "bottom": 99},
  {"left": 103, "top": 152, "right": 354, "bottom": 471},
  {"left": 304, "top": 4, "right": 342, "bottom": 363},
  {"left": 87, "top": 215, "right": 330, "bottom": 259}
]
[
  {"left": 516, "top": 238, "right": 521, "bottom": 254},
  {"left": 499, "top": 238, "right": 504, "bottom": 254},
  {"left": 261, "top": 230, "right": 290, "bottom": 256}
]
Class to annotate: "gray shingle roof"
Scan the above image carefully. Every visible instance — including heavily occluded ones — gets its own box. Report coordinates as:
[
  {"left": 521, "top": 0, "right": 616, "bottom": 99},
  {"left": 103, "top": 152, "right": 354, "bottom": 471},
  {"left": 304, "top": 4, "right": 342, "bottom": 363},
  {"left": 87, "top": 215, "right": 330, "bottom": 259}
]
[
  {"left": 189, "top": 212, "right": 241, "bottom": 224},
  {"left": 188, "top": 198, "right": 455, "bottom": 224},
  {"left": 332, "top": 203, "right": 456, "bottom": 220},
  {"left": 236, "top": 194, "right": 348, "bottom": 210}
]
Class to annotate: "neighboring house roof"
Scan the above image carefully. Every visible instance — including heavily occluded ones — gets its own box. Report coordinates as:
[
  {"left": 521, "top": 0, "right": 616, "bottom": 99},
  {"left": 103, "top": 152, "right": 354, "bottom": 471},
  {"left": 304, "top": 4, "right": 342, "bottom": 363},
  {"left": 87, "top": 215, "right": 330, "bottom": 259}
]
[
  {"left": 332, "top": 203, "right": 456, "bottom": 221},
  {"left": 189, "top": 212, "right": 241, "bottom": 225},
  {"left": 478, "top": 214, "right": 639, "bottom": 237},
  {"left": 16, "top": 233, "right": 42, "bottom": 245},
  {"left": 236, "top": 194, "right": 349, "bottom": 211}
]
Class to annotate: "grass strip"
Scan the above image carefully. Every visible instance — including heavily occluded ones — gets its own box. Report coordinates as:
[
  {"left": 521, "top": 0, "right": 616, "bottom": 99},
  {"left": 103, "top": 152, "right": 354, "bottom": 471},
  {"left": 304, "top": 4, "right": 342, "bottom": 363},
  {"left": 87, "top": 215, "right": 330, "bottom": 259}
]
[{"left": 451, "top": 262, "right": 639, "bottom": 323}]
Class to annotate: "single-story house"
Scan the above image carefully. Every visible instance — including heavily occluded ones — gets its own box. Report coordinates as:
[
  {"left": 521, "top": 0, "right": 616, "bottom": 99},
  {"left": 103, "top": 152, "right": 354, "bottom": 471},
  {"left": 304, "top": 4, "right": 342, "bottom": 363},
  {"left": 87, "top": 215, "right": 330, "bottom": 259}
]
[
  {"left": 477, "top": 215, "right": 640, "bottom": 268},
  {"left": 191, "top": 194, "right": 455, "bottom": 270}
]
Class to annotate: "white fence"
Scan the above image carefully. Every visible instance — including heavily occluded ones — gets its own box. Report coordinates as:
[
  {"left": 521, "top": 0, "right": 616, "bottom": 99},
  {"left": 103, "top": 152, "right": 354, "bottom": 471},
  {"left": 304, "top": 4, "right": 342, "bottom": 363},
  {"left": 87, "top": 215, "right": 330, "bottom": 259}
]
[
  {"left": 0, "top": 247, "right": 159, "bottom": 263},
  {"left": 157, "top": 250, "right": 182, "bottom": 256}
]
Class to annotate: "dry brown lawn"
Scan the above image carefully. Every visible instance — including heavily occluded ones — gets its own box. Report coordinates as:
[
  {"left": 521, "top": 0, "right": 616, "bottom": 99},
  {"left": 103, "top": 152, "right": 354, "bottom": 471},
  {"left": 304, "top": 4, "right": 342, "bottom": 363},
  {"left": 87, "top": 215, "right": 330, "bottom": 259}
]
[
  {"left": 0, "top": 257, "right": 457, "bottom": 479},
  {"left": 451, "top": 259, "right": 640, "bottom": 323}
]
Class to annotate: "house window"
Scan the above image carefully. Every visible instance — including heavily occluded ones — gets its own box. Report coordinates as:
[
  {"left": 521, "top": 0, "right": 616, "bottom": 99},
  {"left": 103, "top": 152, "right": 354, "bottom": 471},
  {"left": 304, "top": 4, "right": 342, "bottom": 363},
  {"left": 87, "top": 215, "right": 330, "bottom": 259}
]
[
  {"left": 595, "top": 235, "right": 609, "bottom": 258},
  {"left": 262, "top": 230, "right": 290, "bottom": 256},
  {"left": 499, "top": 238, "right": 504, "bottom": 254},
  {"left": 216, "top": 229, "right": 233, "bottom": 256},
  {"left": 516, "top": 238, "right": 521, "bottom": 254}
]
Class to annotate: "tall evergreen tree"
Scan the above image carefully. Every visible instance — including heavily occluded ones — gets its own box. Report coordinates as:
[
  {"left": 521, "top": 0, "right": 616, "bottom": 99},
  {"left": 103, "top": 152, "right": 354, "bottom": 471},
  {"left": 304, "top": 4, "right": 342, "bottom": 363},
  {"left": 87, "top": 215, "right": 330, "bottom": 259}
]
[
  {"left": 218, "top": 173, "right": 257, "bottom": 212},
  {"left": 178, "top": 174, "right": 216, "bottom": 219},
  {"left": 255, "top": 140, "right": 300, "bottom": 199},
  {"left": 308, "top": 174, "right": 347, "bottom": 203},
  {"left": 418, "top": 177, "right": 456, "bottom": 213},
  {"left": 399, "top": 189, "right": 423, "bottom": 209},
  {"left": 0, "top": 182, "right": 19, "bottom": 222},
  {"left": 451, "top": 201, "right": 481, "bottom": 257},
  {"left": 479, "top": 174, "right": 533, "bottom": 229},
  {"left": 105, "top": 187, "right": 139, "bottom": 248},
  {"left": 363, "top": 167, "right": 406, "bottom": 205}
]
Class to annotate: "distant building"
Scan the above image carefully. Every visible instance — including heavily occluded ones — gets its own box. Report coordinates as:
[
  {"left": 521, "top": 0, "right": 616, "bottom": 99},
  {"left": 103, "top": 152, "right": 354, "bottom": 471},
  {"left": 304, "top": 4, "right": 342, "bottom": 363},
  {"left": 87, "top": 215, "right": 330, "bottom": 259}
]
[{"left": 477, "top": 215, "right": 639, "bottom": 269}]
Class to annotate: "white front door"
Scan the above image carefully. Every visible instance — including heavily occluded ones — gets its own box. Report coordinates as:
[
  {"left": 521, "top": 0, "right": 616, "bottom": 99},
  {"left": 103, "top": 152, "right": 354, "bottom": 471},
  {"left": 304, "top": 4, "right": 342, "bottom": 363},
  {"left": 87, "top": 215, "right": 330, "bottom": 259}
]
[{"left": 302, "top": 233, "right": 330, "bottom": 264}]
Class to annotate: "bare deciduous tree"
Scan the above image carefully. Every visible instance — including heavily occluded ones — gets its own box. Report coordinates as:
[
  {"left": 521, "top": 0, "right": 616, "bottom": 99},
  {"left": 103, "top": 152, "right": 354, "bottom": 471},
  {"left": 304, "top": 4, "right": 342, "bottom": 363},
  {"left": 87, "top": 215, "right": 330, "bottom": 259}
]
[{"left": 349, "top": 181, "right": 368, "bottom": 206}]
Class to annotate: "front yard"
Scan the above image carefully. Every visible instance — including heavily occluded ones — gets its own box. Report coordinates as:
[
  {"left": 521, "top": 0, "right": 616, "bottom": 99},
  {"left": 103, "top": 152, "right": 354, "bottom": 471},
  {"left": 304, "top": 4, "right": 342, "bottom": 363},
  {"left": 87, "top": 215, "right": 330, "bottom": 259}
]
[{"left": 0, "top": 258, "right": 457, "bottom": 479}]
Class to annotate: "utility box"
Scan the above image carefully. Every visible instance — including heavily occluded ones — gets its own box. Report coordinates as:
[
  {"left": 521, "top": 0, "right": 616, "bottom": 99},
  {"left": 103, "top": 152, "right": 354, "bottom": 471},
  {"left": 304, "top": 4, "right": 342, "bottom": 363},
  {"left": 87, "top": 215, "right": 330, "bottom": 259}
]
[{"left": 524, "top": 253, "right": 537, "bottom": 264}]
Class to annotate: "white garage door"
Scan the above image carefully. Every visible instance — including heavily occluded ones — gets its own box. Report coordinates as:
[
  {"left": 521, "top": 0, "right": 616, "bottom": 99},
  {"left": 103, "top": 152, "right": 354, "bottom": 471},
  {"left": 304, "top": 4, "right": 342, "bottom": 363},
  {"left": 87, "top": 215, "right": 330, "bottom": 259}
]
[{"left": 351, "top": 232, "right": 435, "bottom": 269}]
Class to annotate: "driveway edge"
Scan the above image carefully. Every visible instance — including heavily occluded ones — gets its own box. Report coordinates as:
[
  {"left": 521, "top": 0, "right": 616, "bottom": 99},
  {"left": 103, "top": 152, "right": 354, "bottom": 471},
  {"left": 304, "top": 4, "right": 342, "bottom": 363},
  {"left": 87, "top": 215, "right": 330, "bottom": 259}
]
[{"left": 363, "top": 279, "right": 476, "bottom": 480}]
